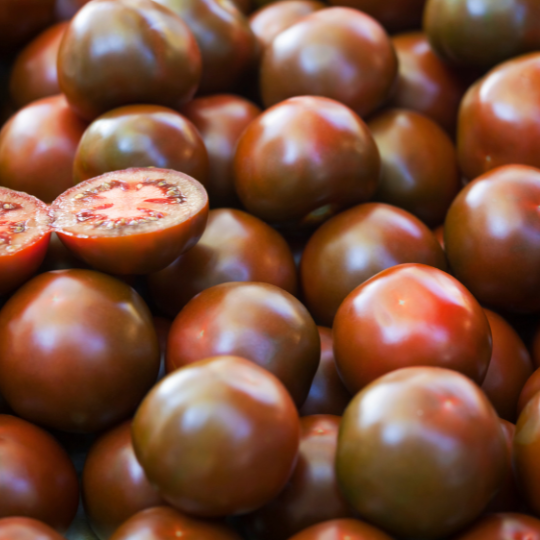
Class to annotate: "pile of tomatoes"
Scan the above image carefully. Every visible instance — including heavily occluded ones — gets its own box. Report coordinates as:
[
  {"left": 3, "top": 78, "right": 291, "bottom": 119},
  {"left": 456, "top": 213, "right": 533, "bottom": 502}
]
[{"left": 1, "top": 0, "right": 540, "bottom": 539}]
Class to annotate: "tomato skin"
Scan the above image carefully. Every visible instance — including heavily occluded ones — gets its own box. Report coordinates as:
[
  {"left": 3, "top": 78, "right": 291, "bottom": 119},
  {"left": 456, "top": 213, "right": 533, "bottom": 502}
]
[
  {"left": 0, "top": 95, "right": 88, "bottom": 203},
  {"left": 452, "top": 513, "right": 540, "bottom": 540},
  {"left": 167, "top": 281, "right": 319, "bottom": 407},
  {"left": 260, "top": 8, "right": 398, "bottom": 117},
  {"left": 518, "top": 368, "right": 540, "bottom": 417},
  {"left": 57, "top": 0, "right": 202, "bottom": 121},
  {"left": 73, "top": 105, "right": 209, "bottom": 187},
  {"left": 132, "top": 356, "right": 300, "bottom": 516},
  {"left": 82, "top": 421, "right": 164, "bottom": 540},
  {"left": 301, "top": 206, "right": 446, "bottom": 327},
  {"left": 0, "top": 269, "right": 160, "bottom": 433},
  {"left": 148, "top": 208, "right": 297, "bottom": 318},
  {"left": 458, "top": 54, "right": 540, "bottom": 181},
  {"left": 0, "top": 517, "right": 65, "bottom": 540},
  {"left": 337, "top": 366, "right": 507, "bottom": 539},
  {"left": 55, "top": 0, "right": 91, "bottom": 20},
  {"left": 445, "top": 165, "right": 540, "bottom": 313},
  {"left": 0, "top": 415, "right": 79, "bottom": 531},
  {"left": 287, "top": 519, "right": 393, "bottom": 540}
]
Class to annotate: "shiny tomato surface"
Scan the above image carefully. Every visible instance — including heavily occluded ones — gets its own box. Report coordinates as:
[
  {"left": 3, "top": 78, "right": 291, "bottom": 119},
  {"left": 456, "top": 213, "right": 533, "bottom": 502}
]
[
  {"left": 0, "top": 517, "right": 64, "bottom": 540},
  {"left": 288, "top": 519, "right": 393, "bottom": 540}
]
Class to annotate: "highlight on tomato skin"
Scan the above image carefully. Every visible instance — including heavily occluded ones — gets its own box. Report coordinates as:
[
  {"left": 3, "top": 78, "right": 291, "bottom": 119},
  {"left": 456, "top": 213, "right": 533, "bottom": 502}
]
[{"left": 50, "top": 167, "right": 209, "bottom": 276}]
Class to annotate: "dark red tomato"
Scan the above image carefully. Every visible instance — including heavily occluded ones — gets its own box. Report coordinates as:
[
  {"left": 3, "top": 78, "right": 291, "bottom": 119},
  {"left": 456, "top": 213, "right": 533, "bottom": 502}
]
[
  {"left": 249, "top": 0, "right": 325, "bottom": 50},
  {"left": 368, "top": 109, "right": 461, "bottom": 227},
  {"left": 0, "top": 517, "right": 64, "bottom": 540},
  {"left": 73, "top": 105, "right": 209, "bottom": 186},
  {"left": 300, "top": 203, "right": 447, "bottom": 327},
  {"left": 166, "top": 282, "right": 319, "bottom": 407},
  {"left": 337, "top": 367, "right": 507, "bottom": 539},
  {"left": 433, "top": 224, "right": 444, "bottom": 250},
  {"left": 327, "top": 0, "right": 425, "bottom": 33},
  {"left": 153, "top": 0, "right": 257, "bottom": 94},
  {"left": 288, "top": 519, "right": 393, "bottom": 540},
  {"left": 300, "top": 328, "right": 351, "bottom": 417},
  {"left": 0, "top": 269, "right": 160, "bottom": 432},
  {"left": 234, "top": 96, "right": 380, "bottom": 225},
  {"left": 517, "top": 368, "right": 540, "bottom": 418},
  {"left": 149, "top": 208, "right": 297, "bottom": 317},
  {"left": 9, "top": 22, "right": 66, "bottom": 108},
  {"left": 133, "top": 356, "right": 300, "bottom": 516},
  {"left": 55, "top": 0, "right": 91, "bottom": 20},
  {"left": 0, "top": 415, "right": 79, "bottom": 531},
  {"left": 0, "top": 0, "right": 55, "bottom": 54},
  {"left": 51, "top": 168, "right": 209, "bottom": 275},
  {"left": 57, "top": 0, "right": 202, "bottom": 121},
  {"left": 241, "top": 415, "right": 353, "bottom": 540},
  {"left": 444, "top": 165, "right": 540, "bottom": 313},
  {"left": 424, "top": 0, "right": 540, "bottom": 68},
  {"left": 452, "top": 513, "right": 540, "bottom": 540},
  {"left": 0, "top": 95, "right": 88, "bottom": 203},
  {"left": 82, "top": 421, "right": 164, "bottom": 540},
  {"left": 480, "top": 310, "right": 534, "bottom": 422},
  {"left": 110, "top": 507, "right": 241, "bottom": 540},
  {"left": 388, "top": 32, "right": 469, "bottom": 135},
  {"left": 458, "top": 54, "right": 540, "bottom": 181},
  {"left": 334, "top": 264, "right": 492, "bottom": 394},
  {"left": 260, "top": 8, "right": 398, "bottom": 117}
]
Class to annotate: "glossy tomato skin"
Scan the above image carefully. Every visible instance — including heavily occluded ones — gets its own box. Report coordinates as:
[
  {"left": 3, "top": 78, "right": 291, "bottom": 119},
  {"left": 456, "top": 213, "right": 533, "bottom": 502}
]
[
  {"left": 166, "top": 282, "right": 319, "bottom": 407},
  {"left": 234, "top": 96, "right": 380, "bottom": 225},
  {"left": 458, "top": 54, "right": 540, "bottom": 180},
  {"left": 249, "top": 0, "right": 325, "bottom": 50},
  {"left": 0, "top": 517, "right": 64, "bottom": 540},
  {"left": 288, "top": 519, "right": 393, "bottom": 540},
  {"left": 0, "top": 415, "right": 79, "bottom": 531},
  {"left": 241, "top": 415, "right": 353, "bottom": 540},
  {"left": 388, "top": 32, "right": 469, "bottom": 135},
  {"left": 481, "top": 310, "right": 534, "bottom": 422},
  {"left": 0, "top": 95, "right": 88, "bottom": 203},
  {"left": 57, "top": 0, "right": 202, "bottom": 121},
  {"left": 424, "top": 0, "right": 540, "bottom": 69},
  {"left": 73, "top": 105, "right": 209, "bottom": 186},
  {"left": 180, "top": 94, "right": 261, "bottom": 207},
  {"left": 0, "top": 269, "right": 160, "bottom": 433},
  {"left": 300, "top": 204, "right": 447, "bottom": 327},
  {"left": 260, "top": 8, "right": 397, "bottom": 117},
  {"left": 82, "top": 421, "right": 164, "bottom": 540},
  {"left": 445, "top": 165, "right": 540, "bottom": 313},
  {"left": 110, "top": 507, "right": 242, "bottom": 540},
  {"left": 300, "top": 328, "right": 351, "bottom": 417},
  {"left": 368, "top": 109, "right": 460, "bottom": 227},
  {"left": 334, "top": 264, "right": 492, "bottom": 394},
  {"left": 452, "top": 513, "right": 540, "bottom": 540},
  {"left": 152, "top": 0, "right": 257, "bottom": 94},
  {"left": 9, "top": 22, "right": 67, "bottom": 108},
  {"left": 132, "top": 356, "right": 300, "bottom": 516},
  {"left": 337, "top": 367, "right": 507, "bottom": 539},
  {"left": 148, "top": 208, "right": 297, "bottom": 318}
]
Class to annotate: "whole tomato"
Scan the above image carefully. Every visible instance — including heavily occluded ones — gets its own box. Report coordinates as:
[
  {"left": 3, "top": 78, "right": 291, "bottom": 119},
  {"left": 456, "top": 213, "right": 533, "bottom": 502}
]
[
  {"left": 0, "top": 269, "right": 160, "bottom": 433},
  {"left": 132, "top": 356, "right": 300, "bottom": 516},
  {"left": 0, "top": 517, "right": 64, "bottom": 540},
  {"left": 333, "top": 264, "right": 492, "bottom": 394},
  {"left": 288, "top": 519, "right": 393, "bottom": 540},
  {"left": 452, "top": 514, "right": 540, "bottom": 540},
  {"left": 337, "top": 367, "right": 507, "bottom": 539}
]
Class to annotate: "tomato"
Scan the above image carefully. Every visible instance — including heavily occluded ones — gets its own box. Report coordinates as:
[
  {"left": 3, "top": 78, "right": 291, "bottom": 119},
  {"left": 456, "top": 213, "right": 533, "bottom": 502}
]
[
  {"left": 458, "top": 54, "right": 540, "bottom": 180},
  {"left": 132, "top": 356, "right": 300, "bottom": 516},
  {"left": 333, "top": 264, "right": 492, "bottom": 394},
  {"left": 287, "top": 519, "right": 393, "bottom": 540},
  {"left": 38, "top": 232, "right": 87, "bottom": 273},
  {"left": 73, "top": 105, "right": 209, "bottom": 186},
  {"left": 300, "top": 204, "right": 446, "bottom": 327},
  {"left": 433, "top": 224, "right": 445, "bottom": 250},
  {"left": 57, "top": 0, "right": 202, "bottom": 121},
  {"left": 260, "top": 8, "right": 397, "bottom": 117},
  {"left": 241, "top": 415, "right": 353, "bottom": 540},
  {"left": 299, "top": 328, "right": 351, "bottom": 417},
  {"left": 0, "top": 517, "right": 64, "bottom": 540},
  {"left": 234, "top": 96, "right": 380, "bottom": 225},
  {"left": 148, "top": 208, "right": 298, "bottom": 318},
  {"left": 51, "top": 168, "right": 209, "bottom": 275},
  {"left": 0, "top": 415, "right": 79, "bottom": 531},
  {"left": 180, "top": 94, "right": 260, "bottom": 208},
  {"left": 517, "top": 368, "right": 540, "bottom": 417},
  {"left": 82, "top": 421, "right": 164, "bottom": 540},
  {"left": 0, "top": 95, "right": 88, "bottom": 203},
  {"left": 55, "top": 0, "right": 90, "bottom": 20},
  {"left": 0, "top": 269, "right": 160, "bottom": 432},
  {"left": 453, "top": 513, "right": 540, "bottom": 540},
  {"left": 444, "top": 165, "right": 540, "bottom": 313},
  {"left": 337, "top": 366, "right": 507, "bottom": 539}
]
